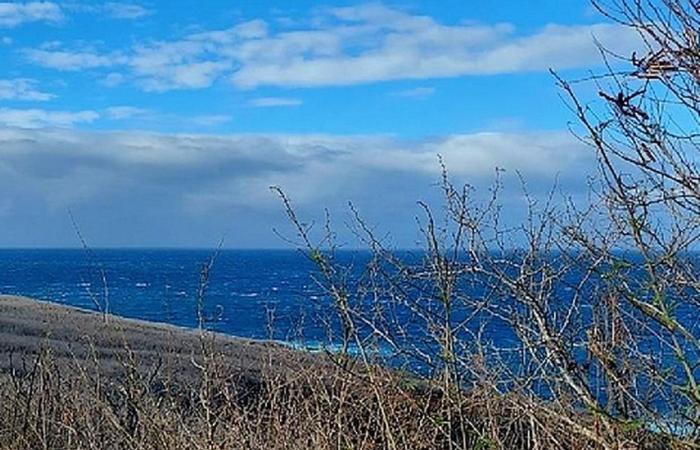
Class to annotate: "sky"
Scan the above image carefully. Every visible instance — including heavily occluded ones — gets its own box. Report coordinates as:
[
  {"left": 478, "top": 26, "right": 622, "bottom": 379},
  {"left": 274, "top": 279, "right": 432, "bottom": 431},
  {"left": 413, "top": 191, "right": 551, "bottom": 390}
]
[{"left": 0, "top": 1, "right": 641, "bottom": 248}]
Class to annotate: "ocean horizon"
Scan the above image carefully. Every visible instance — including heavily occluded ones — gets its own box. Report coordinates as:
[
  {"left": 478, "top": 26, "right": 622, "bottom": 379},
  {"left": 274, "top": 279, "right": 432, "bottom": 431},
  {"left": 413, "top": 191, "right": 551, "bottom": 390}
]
[{"left": 0, "top": 248, "right": 403, "bottom": 351}]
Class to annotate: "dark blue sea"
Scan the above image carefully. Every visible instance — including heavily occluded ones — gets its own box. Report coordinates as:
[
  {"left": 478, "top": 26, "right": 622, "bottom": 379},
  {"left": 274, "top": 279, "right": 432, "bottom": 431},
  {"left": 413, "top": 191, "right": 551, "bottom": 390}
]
[
  {"left": 0, "top": 249, "right": 343, "bottom": 346},
  {"left": 1, "top": 248, "right": 698, "bottom": 424}
]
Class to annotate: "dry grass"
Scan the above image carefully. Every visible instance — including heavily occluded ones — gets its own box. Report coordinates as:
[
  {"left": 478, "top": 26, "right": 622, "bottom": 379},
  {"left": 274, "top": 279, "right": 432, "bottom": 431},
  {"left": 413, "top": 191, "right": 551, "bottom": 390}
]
[{"left": 0, "top": 296, "right": 671, "bottom": 450}]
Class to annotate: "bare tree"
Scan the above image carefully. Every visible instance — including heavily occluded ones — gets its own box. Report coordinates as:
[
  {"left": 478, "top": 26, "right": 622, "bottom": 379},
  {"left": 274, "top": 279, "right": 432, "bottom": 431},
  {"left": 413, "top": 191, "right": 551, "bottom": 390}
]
[{"left": 270, "top": 2, "right": 700, "bottom": 448}]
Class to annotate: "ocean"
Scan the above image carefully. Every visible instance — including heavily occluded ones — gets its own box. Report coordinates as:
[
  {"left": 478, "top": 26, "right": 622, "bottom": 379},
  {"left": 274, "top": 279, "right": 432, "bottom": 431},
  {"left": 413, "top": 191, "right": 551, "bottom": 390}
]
[
  {"left": 1, "top": 248, "right": 698, "bottom": 413},
  {"left": 0, "top": 248, "right": 527, "bottom": 363},
  {"left": 0, "top": 249, "right": 338, "bottom": 345},
  {"left": 1, "top": 248, "right": 696, "bottom": 366}
]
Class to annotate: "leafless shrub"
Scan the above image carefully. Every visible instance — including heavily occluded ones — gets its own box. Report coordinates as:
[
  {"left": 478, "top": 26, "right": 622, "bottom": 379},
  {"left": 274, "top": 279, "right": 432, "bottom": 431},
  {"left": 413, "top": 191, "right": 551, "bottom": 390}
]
[{"left": 263, "top": 2, "right": 700, "bottom": 447}]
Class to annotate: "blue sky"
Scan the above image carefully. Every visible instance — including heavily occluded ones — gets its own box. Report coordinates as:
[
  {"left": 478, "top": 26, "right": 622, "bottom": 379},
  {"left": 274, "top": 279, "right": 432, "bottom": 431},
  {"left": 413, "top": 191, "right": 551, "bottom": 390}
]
[{"left": 0, "top": 1, "right": 641, "bottom": 247}]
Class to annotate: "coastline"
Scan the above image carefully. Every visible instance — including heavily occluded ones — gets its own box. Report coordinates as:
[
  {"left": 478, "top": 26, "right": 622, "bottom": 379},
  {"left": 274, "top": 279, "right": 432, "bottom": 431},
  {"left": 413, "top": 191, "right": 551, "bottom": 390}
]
[{"left": 0, "top": 295, "right": 323, "bottom": 379}]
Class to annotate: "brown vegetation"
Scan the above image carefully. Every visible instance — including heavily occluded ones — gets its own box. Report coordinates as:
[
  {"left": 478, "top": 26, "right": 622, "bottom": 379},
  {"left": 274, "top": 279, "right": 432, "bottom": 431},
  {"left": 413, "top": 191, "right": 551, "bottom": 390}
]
[{"left": 0, "top": 296, "right": 666, "bottom": 449}]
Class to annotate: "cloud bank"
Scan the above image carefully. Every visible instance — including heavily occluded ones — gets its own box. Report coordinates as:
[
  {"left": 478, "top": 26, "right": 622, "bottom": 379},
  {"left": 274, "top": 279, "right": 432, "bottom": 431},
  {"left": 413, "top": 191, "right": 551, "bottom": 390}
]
[{"left": 0, "top": 126, "right": 592, "bottom": 246}]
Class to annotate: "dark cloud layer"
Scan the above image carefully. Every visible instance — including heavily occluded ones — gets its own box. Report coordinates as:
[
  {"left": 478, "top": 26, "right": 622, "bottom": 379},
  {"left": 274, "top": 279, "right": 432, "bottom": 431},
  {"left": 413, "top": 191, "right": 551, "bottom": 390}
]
[{"left": 0, "top": 127, "right": 594, "bottom": 247}]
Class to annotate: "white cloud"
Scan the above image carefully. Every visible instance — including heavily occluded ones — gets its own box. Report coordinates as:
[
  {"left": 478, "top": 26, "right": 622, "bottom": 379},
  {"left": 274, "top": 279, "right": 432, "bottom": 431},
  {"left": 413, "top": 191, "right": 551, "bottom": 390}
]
[
  {"left": 0, "top": 108, "right": 98, "bottom": 128},
  {"left": 248, "top": 97, "right": 302, "bottom": 107},
  {"left": 105, "top": 106, "right": 150, "bottom": 119},
  {"left": 22, "top": 4, "right": 642, "bottom": 91},
  {"left": 103, "top": 108, "right": 231, "bottom": 127},
  {"left": 25, "top": 48, "right": 122, "bottom": 70},
  {"left": 62, "top": 2, "right": 152, "bottom": 20},
  {"left": 129, "top": 38, "right": 232, "bottom": 90},
  {"left": 0, "top": 2, "right": 62, "bottom": 27},
  {"left": 101, "top": 72, "right": 125, "bottom": 86},
  {"left": 148, "top": 61, "right": 231, "bottom": 91},
  {"left": 0, "top": 79, "right": 54, "bottom": 101},
  {"left": 358, "top": 132, "right": 583, "bottom": 177},
  {"left": 230, "top": 22, "right": 639, "bottom": 88},
  {"left": 391, "top": 86, "right": 435, "bottom": 99},
  {"left": 189, "top": 115, "right": 233, "bottom": 127},
  {"left": 104, "top": 2, "right": 152, "bottom": 20}
]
